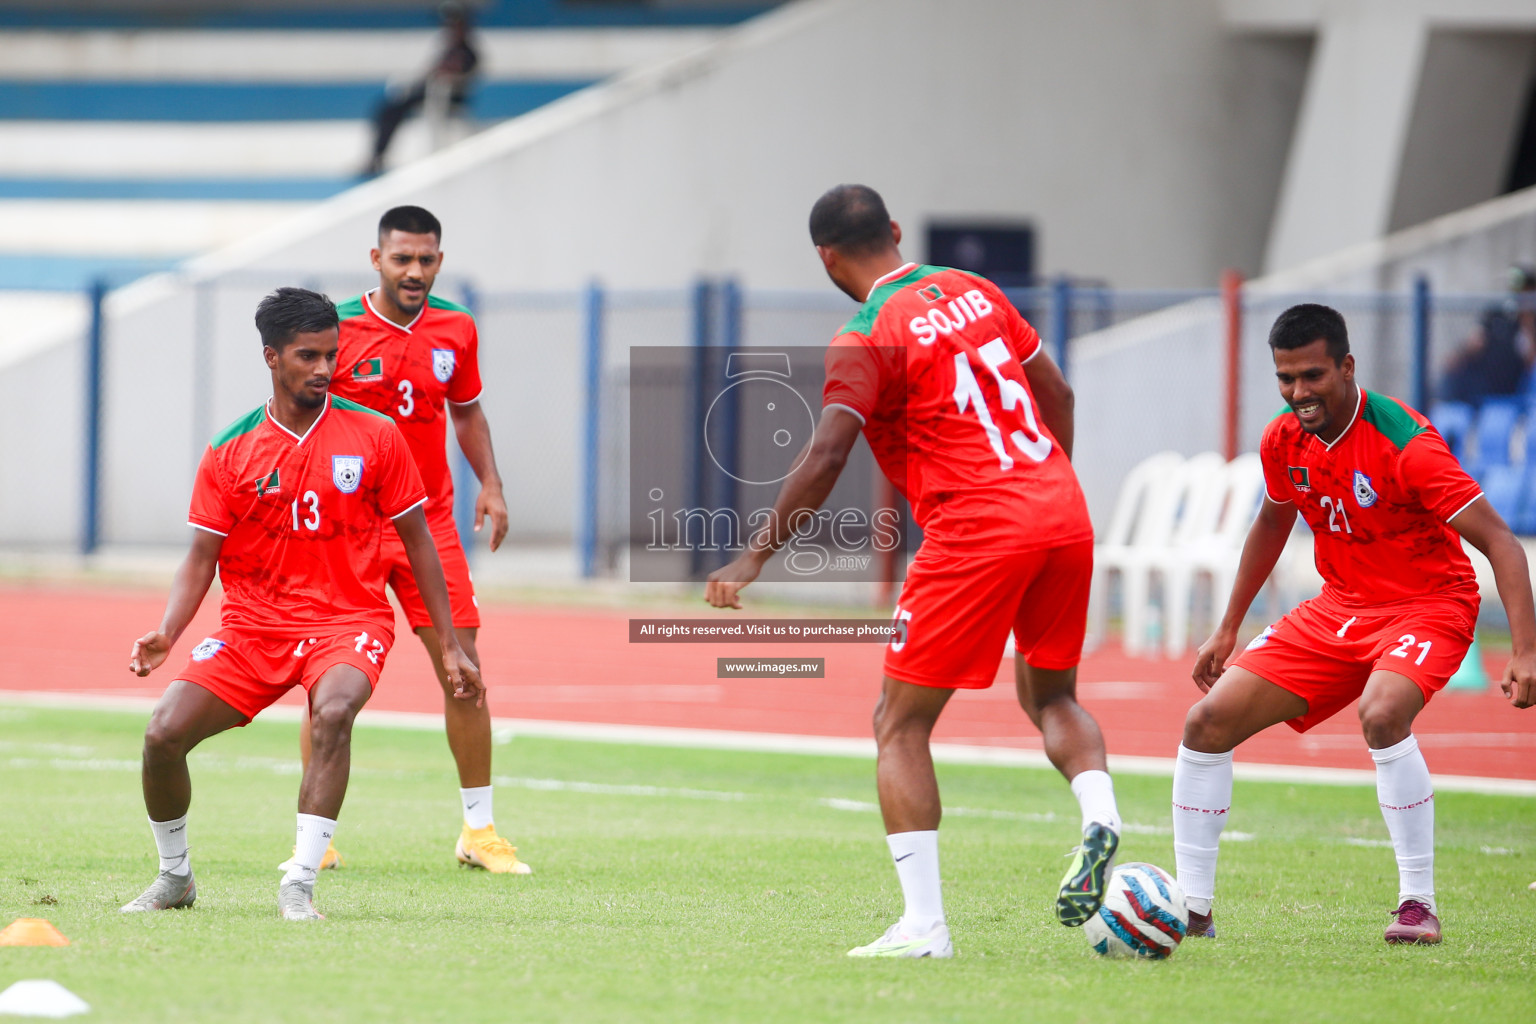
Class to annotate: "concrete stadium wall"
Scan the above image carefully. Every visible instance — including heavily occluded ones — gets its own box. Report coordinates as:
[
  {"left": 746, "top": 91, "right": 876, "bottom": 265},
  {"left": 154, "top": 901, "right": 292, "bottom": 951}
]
[
  {"left": 0, "top": 0, "right": 1313, "bottom": 548},
  {"left": 0, "top": 0, "right": 1298, "bottom": 548}
]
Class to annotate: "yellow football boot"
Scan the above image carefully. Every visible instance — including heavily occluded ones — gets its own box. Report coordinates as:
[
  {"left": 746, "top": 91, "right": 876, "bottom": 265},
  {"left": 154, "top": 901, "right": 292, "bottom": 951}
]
[
  {"left": 279, "top": 842, "right": 343, "bottom": 872},
  {"left": 455, "top": 824, "right": 532, "bottom": 874}
]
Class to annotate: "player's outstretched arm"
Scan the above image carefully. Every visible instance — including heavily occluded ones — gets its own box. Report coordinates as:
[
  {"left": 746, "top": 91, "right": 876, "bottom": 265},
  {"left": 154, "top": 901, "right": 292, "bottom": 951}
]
[
  {"left": 1192, "top": 497, "right": 1297, "bottom": 692},
  {"left": 129, "top": 529, "right": 222, "bottom": 676},
  {"left": 450, "top": 400, "right": 508, "bottom": 551},
  {"left": 704, "top": 408, "right": 863, "bottom": 610},
  {"left": 1022, "top": 348, "right": 1074, "bottom": 459},
  {"left": 395, "top": 505, "right": 485, "bottom": 706},
  {"left": 1448, "top": 497, "right": 1536, "bottom": 709}
]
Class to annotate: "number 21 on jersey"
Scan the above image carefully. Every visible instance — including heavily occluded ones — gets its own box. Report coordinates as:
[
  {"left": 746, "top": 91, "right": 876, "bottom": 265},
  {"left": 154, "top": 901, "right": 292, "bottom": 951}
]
[{"left": 953, "top": 337, "right": 1051, "bottom": 470}]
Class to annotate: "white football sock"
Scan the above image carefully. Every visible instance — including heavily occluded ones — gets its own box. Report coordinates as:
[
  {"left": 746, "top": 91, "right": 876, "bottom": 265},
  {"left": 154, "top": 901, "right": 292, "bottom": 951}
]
[
  {"left": 887, "top": 830, "right": 944, "bottom": 933},
  {"left": 1068, "top": 769, "right": 1122, "bottom": 833},
  {"left": 149, "top": 815, "right": 190, "bottom": 875},
  {"left": 1172, "top": 744, "right": 1233, "bottom": 912},
  {"left": 1370, "top": 735, "right": 1435, "bottom": 912},
  {"left": 460, "top": 786, "right": 494, "bottom": 831},
  {"left": 284, "top": 813, "right": 337, "bottom": 885}
]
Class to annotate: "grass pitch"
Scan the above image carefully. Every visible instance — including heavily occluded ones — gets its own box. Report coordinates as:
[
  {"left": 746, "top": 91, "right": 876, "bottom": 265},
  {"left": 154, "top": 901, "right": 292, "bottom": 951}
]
[{"left": 1, "top": 706, "right": 1532, "bottom": 1023}]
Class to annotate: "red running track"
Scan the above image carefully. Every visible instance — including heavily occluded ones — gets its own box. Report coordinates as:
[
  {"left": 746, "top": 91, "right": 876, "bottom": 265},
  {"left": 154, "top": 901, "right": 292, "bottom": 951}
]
[{"left": 4, "top": 582, "right": 1532, "bottom": 780}]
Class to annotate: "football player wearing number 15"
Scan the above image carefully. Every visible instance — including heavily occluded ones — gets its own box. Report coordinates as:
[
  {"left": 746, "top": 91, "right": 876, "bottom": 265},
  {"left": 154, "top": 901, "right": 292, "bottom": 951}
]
[
  {"left": 706, "top": 185, "right": 1123, "bottom": 958},
  {"left": 1176, "top": 304, "right": 1536, "bottom": 946},
  {"left": 122, "top": 288, "right": 481, "bottom": 921},
  {"left": 320, "top": 205, "right": 529, "bottom": 874}
]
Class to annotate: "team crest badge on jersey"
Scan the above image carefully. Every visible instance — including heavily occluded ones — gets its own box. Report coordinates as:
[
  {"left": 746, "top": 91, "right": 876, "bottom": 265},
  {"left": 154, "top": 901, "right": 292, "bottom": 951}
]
[
  {"left": 432, "top": 348, "right": 456, "bottom": 383},
  {"left": 332, "top": 455, "right": 364, "bottom": 494},
  {"left": 190, "top": 638, "right": 224, "bottom": 662},
  {"left": 352, "top": 357, "right": 383, "bottom": 383},
  {"left": 253, "top": 468, "right": 281, "bottom": 498},
  {"left": 1353, "top": 469, "right": 1378, "bottom": 508},
  {"left": 1287, "top": 466, "right": 1311, "bottom": 493},
  {"left": 918, "top": 283, "right": 945, "bottom": 303}
]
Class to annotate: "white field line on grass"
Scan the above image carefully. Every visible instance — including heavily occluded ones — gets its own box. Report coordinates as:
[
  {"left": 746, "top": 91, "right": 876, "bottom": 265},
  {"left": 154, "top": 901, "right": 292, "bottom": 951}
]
[{"left": 3, "top": 690, "right": 1533, "bottom": 797}]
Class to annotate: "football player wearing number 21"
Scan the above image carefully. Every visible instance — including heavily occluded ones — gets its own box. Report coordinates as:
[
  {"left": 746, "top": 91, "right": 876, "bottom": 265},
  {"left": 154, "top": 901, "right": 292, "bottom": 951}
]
[
  {"left": 1177, "top": 304, "right": 1536, "bottom": 945},
  {"left": 707, "top": 185, "right": 1124, "bottom": 959}
]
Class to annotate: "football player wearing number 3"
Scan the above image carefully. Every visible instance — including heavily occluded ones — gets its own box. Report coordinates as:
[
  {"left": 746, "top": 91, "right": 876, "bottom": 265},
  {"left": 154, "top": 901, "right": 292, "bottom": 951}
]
[
  {"left": 122, "top": 288, "right": 482, "bottom": 921},
  {"left": 706, "top": 185, "right": 1123, "bottom": 958},
  {"left": 1176, "top": 304, "right": 1536, "bottom": 945},
  {"left": 322, "top": 206, "right": 530, "bottom": 874}
]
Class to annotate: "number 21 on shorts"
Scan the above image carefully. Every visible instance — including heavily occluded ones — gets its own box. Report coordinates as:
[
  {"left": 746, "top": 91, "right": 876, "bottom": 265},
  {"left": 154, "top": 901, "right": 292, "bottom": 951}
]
[{"left": 1389, "top": 633, "right": 1431, "bottom": 666}]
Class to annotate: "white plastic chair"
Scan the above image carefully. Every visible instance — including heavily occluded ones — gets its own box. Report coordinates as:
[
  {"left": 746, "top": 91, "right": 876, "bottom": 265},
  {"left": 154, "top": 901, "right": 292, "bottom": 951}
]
[
  {"left": 1115, "top": 452, "right": 1227, "bottom": 655},
  {"left": 1158, "top": 452, "right": 1264, "bottom": 657},
  {"left": 1088, "top": 451, "right": 1185, "bottom": 652}
]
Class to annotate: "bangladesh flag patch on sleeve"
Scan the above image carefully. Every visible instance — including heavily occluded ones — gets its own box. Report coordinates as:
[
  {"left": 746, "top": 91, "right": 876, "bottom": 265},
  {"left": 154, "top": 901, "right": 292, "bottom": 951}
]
[{"left": 352, "top": 358, "right": 384, "bottom": 382}]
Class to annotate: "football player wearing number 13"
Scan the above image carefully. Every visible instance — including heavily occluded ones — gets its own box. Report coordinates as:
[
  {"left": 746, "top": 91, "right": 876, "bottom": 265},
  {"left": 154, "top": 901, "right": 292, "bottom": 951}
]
[
  {"left": 323, "top": 205, "right": 530, "bottom": 874},
  {"left": 706, "top": 185, "right": 1123, "bottom": 958},
  {"left": 122, "top": 288, "right": 482, "bottom": 921},
  {"left": 1177, "top": 304, "right": 1536, "bottom": 945}
]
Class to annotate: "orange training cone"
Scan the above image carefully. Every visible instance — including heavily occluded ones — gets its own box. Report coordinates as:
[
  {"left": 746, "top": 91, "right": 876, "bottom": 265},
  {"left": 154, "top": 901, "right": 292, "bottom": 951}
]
[{"left": 0, "top": 918, "right": 70, "bottom": 946}]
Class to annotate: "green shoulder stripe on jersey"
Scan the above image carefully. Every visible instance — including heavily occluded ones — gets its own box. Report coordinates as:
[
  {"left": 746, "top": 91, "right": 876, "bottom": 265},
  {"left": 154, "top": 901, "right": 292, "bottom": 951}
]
[
  {"left": 1271, "top": 404, "right": 1292, "bottom": 421},
  {"left": 1361, "top": 390, "right": 1425, "bottom": 450},
  {"left": 335, "top": 295, "right": 366, "bottom": 320},
  {"left": 428, "top": 293, "right": 474, "bottom": 317},
  {"left": 210, "top": 405, "right": 266, "bottom": 449},
  {"left": 838, "top": 264, "right": 943, "bottom": 336},
  {"left": 330, "top": 394, "right": 394, "bottom": 421}
]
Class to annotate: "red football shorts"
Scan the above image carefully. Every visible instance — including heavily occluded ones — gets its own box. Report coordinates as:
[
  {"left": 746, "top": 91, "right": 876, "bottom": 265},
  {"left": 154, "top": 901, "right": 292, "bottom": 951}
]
[
  {"left": 382, "top": 504, "right": 480, "bottom": 630},
  {"left": 1232, "top": 595, "right": 1477, "bottom": 733},
  {"left": 884, "top": 539, "right": 1093, "bottom": 689},
  {"left": 174, "top": 625, "right": 393, "bottom": 723}
]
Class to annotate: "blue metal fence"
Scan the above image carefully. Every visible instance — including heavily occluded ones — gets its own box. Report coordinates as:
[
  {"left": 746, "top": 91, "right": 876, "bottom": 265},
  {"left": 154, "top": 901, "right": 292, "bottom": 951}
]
[{"left": 71, "top": 273, "right": 1529, "bottom": 560}]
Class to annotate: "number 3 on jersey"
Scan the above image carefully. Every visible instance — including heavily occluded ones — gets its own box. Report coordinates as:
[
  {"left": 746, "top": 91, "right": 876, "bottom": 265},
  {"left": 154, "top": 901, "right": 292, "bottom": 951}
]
[
  {"left": 953, "top": 337, "right": 1051, "bottom": 470},
  {"left": 397, "top": 379, "right": 414, "bottom": 418}
]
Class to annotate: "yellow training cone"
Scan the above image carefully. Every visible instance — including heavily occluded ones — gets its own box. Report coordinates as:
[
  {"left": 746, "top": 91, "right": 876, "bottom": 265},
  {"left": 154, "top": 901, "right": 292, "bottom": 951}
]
[{"left": 0, "top": 918, "right": 70, "bottom": 946}]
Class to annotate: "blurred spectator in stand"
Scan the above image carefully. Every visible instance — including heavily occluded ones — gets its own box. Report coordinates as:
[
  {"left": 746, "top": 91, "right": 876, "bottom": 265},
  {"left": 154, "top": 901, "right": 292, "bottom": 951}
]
[
  {"left": 1439, "top": 266, "right": 1536, "bottom": 406},
  {"left": 363, "top": 2, "right": 480, "bottom": 177}
]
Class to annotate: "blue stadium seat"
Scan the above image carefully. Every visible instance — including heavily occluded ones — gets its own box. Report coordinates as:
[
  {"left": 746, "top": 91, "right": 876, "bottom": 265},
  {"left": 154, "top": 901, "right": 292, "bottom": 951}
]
[
  {"left": 1516, "top": 460, "right": 1536, "bottom": 535},
  {"left": 1479, "top": 464, "right": 1524, "bottom": 525},
  {"left": 1429, "top": 400, "right": 1474, "bottom": 463},
  {"left": 1471, "top": 399, "right": 1521, "bottom": 473}
]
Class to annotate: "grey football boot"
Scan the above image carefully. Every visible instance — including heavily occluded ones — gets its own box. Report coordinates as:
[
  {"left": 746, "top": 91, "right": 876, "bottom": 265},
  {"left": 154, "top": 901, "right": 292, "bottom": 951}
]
[
  {"left": 121, "top": 869, "right": 196, "bottom": 912},
  {"left": 278, "top": 877, "right": 324, "bottom": 921}
]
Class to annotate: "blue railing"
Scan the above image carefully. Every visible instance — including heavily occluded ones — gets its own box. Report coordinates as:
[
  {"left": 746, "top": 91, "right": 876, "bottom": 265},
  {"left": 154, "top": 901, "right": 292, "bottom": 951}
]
[{"left": 72, "top": 273, "right": 1527, "bottom": 557}]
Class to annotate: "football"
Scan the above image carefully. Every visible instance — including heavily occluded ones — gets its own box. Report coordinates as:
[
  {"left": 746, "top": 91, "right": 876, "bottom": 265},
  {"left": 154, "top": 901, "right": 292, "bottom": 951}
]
[{"left": 1083, "top": 862, "right": 1189, "bottom": 959}]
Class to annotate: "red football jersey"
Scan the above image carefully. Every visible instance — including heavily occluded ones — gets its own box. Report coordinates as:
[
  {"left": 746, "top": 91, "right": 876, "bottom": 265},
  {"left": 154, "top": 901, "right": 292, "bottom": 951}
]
[
  {"left": 1260, "top": 388, "right": 1483, "bottom": 611},
  {"left": 330, "top": 290, "right": 483, "bottom": 511},
  {"left": 822, "top": 263, "right": 1092, "bottom": 555},
  {"left": 188, "top": 395, "right": 428, "bottom": 635}
]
